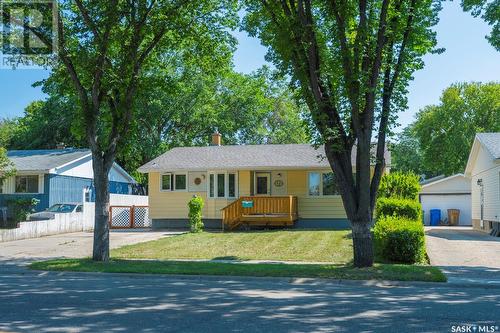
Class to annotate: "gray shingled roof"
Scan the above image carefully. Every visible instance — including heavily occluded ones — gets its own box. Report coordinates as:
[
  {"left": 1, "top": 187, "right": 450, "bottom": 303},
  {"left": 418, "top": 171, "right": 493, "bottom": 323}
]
[
  {"left": 7, "top": 149, "right": 91, "bottom": 172},
  {"left": 477, "top": 133, "right": 500, "bottom": 159},
  {"left": 139, "top": 144, "right": 391, "bottom": 172}
]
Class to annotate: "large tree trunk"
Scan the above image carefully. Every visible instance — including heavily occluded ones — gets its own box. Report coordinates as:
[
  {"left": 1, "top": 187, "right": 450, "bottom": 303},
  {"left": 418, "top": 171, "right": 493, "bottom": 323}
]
[
  {"left": 351, "top": 219, "right": 374, "bottom": 267},
  {"left": 92, "top": 155, "right": 111, "bottom": 262},
  {"left": 325, "top": 142, "right": 375, "bottom": 268}
]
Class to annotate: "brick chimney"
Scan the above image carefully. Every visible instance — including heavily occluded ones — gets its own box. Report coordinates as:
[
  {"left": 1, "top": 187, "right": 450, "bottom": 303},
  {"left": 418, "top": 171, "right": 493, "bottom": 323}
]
[{"left": 211, "top": 131, "right": 222, "bottom": 146}]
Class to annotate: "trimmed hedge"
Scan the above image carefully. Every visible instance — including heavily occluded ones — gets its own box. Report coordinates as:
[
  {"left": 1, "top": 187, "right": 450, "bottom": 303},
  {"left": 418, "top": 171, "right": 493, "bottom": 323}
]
[
  {"left": 374, "top": 216, "right": 426, "bottom": 264},
  {"left": 378, "top": 172, "right": 421, "bottom": 200},
  {"left": 188, "top": 196, "right": 204, "bottom": 233},
  {"left": 375, "top": 197, "right": 422, "bottom": 221}
]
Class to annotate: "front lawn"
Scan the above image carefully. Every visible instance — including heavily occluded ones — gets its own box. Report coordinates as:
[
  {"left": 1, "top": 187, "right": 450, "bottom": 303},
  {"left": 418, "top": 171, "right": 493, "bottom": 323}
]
[
  {"left": 29, "top": 259, "right": 446, "bottom": 282},
  {"left": 29, "top": 230, "right": 446, "bottom": 282},
  {"left": 112, "top": 230, "right": 353, "bottom": 263}
]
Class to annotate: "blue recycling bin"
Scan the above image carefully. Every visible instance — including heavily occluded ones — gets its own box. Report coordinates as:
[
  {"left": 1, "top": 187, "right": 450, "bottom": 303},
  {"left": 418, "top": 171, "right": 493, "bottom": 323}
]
[{"left": 430, "top": 209, "right": 441, "bottom": 226}]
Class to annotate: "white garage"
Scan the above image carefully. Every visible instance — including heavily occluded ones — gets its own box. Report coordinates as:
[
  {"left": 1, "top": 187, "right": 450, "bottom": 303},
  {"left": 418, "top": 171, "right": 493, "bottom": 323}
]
[{"left": 419, "top": 174, "right": 471, "bottom": 226}]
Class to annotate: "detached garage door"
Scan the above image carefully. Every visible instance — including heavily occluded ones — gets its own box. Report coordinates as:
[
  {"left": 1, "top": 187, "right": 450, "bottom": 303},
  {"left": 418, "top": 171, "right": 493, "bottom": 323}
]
[{"left": 420, "top": 194, "right": 472, "bottom": 226}]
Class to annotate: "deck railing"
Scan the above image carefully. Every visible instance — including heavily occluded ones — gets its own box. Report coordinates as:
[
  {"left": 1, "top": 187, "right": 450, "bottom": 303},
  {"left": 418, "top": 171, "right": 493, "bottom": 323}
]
[{"left": 221, "top": 196, "right": 298, "bottom": 230}]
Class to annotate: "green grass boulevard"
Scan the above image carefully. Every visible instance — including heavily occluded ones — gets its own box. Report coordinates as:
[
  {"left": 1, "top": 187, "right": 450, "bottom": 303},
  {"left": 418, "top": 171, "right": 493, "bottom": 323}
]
[
  {"left": 30, "top": 259, "right": 446, "bottom": 282},
  {"left": 30, "top": 230, "right": 446, "bottom": 282}
]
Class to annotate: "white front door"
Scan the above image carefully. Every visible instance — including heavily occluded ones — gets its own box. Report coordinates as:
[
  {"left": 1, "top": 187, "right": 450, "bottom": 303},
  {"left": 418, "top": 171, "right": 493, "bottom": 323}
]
[{"left": 255, "top": 172, "right": 271, "bottom": 195}]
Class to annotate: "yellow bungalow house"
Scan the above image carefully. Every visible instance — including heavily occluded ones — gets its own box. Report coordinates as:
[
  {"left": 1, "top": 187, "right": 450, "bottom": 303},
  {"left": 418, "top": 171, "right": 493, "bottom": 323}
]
[{"left": 138, "top": 133, "right": 391, "bottom": 230}]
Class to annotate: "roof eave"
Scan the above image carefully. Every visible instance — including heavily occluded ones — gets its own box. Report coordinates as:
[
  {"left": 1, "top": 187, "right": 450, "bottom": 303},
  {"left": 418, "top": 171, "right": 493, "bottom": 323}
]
[
  {"left": 11, "top": 169, "right": 50, "bottom": 174},
  {"left": 464, "top": 137, "right": 481, "bottom": 176},
  {"left": 49, "top": 152, "right": 92, "bottom": 174},
  {"left": 138, "top": 163, "right": 385, "bottom": 173},
  {"left": 421, "top": 173, "right": 467, "bottom": 189}
]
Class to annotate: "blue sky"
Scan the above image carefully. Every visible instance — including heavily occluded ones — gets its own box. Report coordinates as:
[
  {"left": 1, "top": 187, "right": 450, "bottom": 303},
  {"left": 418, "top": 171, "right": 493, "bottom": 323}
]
[{"left": 0, "top": 1, "right": 498, "bottom": 129}]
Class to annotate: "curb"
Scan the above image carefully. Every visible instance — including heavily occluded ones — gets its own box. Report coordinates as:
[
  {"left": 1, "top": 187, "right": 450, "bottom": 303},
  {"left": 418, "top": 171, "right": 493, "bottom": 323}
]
[{"left": 15, "top": 265, "right": 500, "bottom": 289}]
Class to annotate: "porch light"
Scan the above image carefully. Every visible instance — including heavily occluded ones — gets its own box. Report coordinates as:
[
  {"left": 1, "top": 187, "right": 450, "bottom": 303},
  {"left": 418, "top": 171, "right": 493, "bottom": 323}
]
[{"left": 477, "top": 179, "right": 483, "bottom": 186}]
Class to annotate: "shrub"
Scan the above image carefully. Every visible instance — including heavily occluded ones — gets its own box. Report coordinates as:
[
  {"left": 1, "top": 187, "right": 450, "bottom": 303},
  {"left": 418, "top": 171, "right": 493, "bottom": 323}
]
[
  {"left": 376, "top": 197, "right": 422, "bottom": 221},
  {"left": 7, "top": 198, "right": 40, "bottom": 223},
  {"left": 378, "top": 172, "right": 421, "bottom": 200},
  {"left": 374, "top": 216, "right": 426, "bottom": 263},
  {"left": 188, "top": 195, "right": 204, "bottom": 233}
]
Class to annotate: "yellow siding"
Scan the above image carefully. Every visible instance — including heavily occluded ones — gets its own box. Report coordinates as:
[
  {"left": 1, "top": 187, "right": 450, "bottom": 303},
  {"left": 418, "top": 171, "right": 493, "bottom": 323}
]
[
  {"left": 287, "top": 170, "right": 347, "bottom": 219},
  {"left": 239, "top": 170, "right": 251, "bottom": 196},
  {"left": 148, "top": 172, "right": 237, "bottom": 219},
  {"left": 148, "top": 169, "right": 349, "bottom": 220},
  {"left": 148, "top": 173, "right": 205, "bottom": 219}
]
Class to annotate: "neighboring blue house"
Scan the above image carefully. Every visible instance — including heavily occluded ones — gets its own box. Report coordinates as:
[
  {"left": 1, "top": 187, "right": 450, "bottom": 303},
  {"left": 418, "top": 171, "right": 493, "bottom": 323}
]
[{"left": 0, "top": 148, "right": 136, "bottom": 214}]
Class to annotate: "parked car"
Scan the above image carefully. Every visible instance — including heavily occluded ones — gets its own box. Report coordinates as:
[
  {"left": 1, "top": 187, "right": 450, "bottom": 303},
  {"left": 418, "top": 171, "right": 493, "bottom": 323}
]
[{"left": 28, "top": 203, "right": 83, "bottom": 221}]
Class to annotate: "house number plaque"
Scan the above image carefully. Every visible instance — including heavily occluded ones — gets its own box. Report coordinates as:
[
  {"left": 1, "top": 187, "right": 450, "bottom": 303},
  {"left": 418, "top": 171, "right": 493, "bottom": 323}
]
[{"left": 274, "top": 180, "right": 284, "bottom": 187}]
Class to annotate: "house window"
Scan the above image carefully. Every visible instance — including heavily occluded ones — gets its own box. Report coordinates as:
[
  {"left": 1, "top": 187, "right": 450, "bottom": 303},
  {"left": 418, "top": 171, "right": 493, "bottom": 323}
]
[
  {"left": 160, "top": 173, "right": 187, "bottom": 191},
  {"left": 322, "top": 172, "right": 339, "bottom": 195},
  {"left": 174, "top": 174, "right": 187, "bottom": 190},
  {"left": 208, "top": 172, "right": 237, "bottom": 199},
  {"left": 217, "top": 173, "right": 225, "bottom": 197},
  {"left": 0, "top": 179, "right": 3, "bottom": 194},
  {"left": 309, "top": 172, "right": 340, "bottom": 196},
  {"left": 228, "top": 173, "right": 236, "bottom": 198},
  {"left": 308, "top": 173, "right": 320, "bottom": 196},
  {"left": 209, "top": 174, "right": 215, "bottom": 197},
  {"left": 161, "top": 174, "right": 172, "bottom": 191},
  {"left": 15, "top": 175, "right": 39, "bottom": 193}
]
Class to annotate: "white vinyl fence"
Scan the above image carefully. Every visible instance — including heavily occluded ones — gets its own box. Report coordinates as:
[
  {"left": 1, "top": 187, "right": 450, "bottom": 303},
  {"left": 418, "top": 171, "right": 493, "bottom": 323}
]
[{"left": 0, "top": 194, "right": 148, "bottom": 243}]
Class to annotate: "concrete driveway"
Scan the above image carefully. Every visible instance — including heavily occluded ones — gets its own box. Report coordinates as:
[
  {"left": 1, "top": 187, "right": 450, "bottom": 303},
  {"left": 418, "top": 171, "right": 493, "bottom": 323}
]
[
  {"left": 425, "top": 226, "right": 500, "bottom": 284},
  {"left": 0, "top": 230, "right": 179, "bottom": 260}
]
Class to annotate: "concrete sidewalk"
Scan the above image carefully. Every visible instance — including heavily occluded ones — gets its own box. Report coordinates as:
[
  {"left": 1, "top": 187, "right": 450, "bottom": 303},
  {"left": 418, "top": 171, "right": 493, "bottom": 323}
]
[
  {"left": 0, "top": 230, "right": 180, "bottom": 260},
  {"left": 425, "top": 226, "right": 500, "bottom": 285}
]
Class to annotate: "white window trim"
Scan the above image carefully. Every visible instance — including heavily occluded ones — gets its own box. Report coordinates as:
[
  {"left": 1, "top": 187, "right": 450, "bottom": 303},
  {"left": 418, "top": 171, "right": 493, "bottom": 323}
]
[
  {"left": 14, "top": 174, "right": 42, "bottom": 194},
  {"left": 307, "top": 171, "right": 340, "bottom": 197},
  {"left": 159, "top": 172, "right": 188, "bottom": 192},
  {"left": 173, "top": 173, "right": 188, "bottom": 191},
  {"left": 207, "top": 171, "right": 238, "bottom": 199},
  {"left": 159, "top": 173, "right": 172, "bottom": 192}
]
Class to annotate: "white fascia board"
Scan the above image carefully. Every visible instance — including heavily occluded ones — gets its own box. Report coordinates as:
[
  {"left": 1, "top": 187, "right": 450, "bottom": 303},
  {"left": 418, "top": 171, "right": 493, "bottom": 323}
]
[
  {"left": 111, "top": 162, "right": 137, "bottom": 184},
  {"left": 48, "top": 153, "right": 92, "bottom": 174},
  {"left": 421, "top": 173, "right": 466, "bottom": 189}
]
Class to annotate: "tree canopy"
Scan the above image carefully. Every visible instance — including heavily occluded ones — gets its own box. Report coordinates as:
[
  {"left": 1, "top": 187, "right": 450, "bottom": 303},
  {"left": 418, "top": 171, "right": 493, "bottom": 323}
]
[
  {"left": 462, "top": 0, "right": 500, "bottom": 51},
  {"left": 10, "top": 0, "right": 241, "bottom": 261},
  {"left": 242, "top": 0, "right": 441, "bottom": 267},
  {"left": 392, "top": 81, "right": 500, "bottom": 177},
  {"left": 2, "top": 65, "right": 308, "bottom": 184}
]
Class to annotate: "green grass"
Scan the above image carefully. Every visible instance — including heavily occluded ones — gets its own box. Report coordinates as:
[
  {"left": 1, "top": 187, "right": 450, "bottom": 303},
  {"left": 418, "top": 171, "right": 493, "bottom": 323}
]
[
  {"left": 29, "top": 259, "right": 446, "bottom": 282},
  {"left": 112, "top": 230, "right": 353, "bottom": 263},
  {"left": 30, "top": 230, "right": 446, "bottom": 282}
]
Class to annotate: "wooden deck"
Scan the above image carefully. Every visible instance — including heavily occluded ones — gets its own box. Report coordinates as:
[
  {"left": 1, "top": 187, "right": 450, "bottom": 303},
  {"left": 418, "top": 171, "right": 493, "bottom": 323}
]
[{"left": 221, "top": 196, "right": 298, "bottom": 230}]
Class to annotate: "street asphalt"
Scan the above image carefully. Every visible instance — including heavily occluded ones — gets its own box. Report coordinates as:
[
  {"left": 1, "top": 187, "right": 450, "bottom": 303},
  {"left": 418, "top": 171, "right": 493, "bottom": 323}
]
[
  {"left": 0, "top": 260, "right": 499, "bottom": 333},
  {"left": 0, "top": 228, "right": 499, "bottom": 332}
]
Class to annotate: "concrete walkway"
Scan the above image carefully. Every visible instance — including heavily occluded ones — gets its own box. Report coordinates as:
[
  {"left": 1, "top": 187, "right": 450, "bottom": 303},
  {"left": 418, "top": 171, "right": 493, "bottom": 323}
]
[
  {"left": 0, "top": 229, "right": 180, "bottom": 260},
  {"left": 425, "top": 226, "right": 500, "bottom": 285}
]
